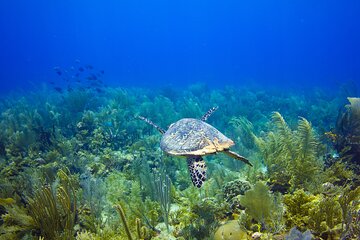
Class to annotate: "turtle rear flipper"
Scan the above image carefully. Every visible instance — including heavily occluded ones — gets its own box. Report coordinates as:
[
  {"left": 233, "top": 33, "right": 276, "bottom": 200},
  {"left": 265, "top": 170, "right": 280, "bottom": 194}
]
[
  {"left": 224, "top": 150, "right": 253, "bottom": 167},
  {"left": 187, "top": 156, "right": 207, "bottom": 188}
]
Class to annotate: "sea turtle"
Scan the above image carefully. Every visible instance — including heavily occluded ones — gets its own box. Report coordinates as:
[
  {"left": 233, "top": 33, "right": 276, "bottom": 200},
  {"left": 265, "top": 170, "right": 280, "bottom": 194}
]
[{"left": 139, "top": 107, "right": 252, "bottom": 188}]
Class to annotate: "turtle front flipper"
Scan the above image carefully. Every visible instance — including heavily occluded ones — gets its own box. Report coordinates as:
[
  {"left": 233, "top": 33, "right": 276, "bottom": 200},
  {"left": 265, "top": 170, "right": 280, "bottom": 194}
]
[
  {"left": 187, "top": 156, "right": 207, "bottom": 188},
  {"left": 223, "top": 150, "right": 253, "bottom": 167},
  {"left": 201, "top": 106, "right": 218, "bottom": 121},
  {"left": 138, "top": 116, "right": 165, "bottom": 134}
]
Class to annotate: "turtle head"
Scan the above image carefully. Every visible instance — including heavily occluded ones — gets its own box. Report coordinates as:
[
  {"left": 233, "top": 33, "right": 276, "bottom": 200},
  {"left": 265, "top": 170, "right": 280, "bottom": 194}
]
[{"left": 187, "top": 156, "right": 207, "bottom": 188}]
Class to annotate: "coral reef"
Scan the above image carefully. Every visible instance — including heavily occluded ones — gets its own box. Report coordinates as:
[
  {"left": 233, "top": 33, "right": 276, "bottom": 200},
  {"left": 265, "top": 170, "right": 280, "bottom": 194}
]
[
  {"left": 222, "top": 179, "right": 251, "bottom": 212},
  {"left": 0, "top": 85, "right": 358, "bottom": 239},
  {"left": 223, "top": 179, "right": 251, "bottom": 201}
]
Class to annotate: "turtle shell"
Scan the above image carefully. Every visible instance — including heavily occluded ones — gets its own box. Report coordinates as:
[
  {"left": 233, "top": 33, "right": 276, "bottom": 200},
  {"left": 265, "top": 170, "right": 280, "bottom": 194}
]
[{"left": 160, "top": 118, "right": 234, "bottom": 156}]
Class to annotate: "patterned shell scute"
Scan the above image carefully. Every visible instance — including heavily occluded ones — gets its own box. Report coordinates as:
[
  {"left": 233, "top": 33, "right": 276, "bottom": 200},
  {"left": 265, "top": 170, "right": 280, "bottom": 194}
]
[{"left": 160, "top": 118, "right": 234, "bottom": 156}]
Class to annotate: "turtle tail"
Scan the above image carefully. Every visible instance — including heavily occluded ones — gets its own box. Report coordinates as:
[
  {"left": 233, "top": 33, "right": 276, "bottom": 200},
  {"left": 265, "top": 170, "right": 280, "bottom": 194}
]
[{"left": 187, "top": 156, "right": 207, "bottom": 188}]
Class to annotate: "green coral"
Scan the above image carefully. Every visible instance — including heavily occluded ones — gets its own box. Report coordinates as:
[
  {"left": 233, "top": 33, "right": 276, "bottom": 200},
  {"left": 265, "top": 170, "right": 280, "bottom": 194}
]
[
  {"left": 338, "top": 186, "right": 360, "bottom": 239},
  {"left": 283, "top": 189, "right": 318, "bottom": 231},
  {"left": 105, "top": 171, "right": 160, "bottom": 237},
  {"left": 181, "top": 197, "right": 225, "bottom": 239},
  {"left": 0, "top": 197, "right": 35, "bottom": 239},
  {"left": 254, "top": 112, "right": 324, "bottom": 192},
  {"left": 323, "top": 161, "right": 354, "bottom": 185},
  {"left": 27, "top": 169, "right": 77, "bottom": 239},
  {"left": 223, "top": 179, "right": 251, "bottom": 202},
  {"left": 115, "top": 203, "right": 133, "bottom": 240},
  {"left": 283, "top": 187, "right": 354, "bottom": 237}
]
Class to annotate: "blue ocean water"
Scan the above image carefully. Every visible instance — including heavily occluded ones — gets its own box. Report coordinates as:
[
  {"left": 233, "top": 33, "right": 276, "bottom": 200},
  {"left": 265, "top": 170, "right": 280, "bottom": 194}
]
[
  {"left": 0, "top": 1, "right": 359, "bottom": 94},
  {"left": 2, "top": 2, "right": 360, "bottom": 239}
]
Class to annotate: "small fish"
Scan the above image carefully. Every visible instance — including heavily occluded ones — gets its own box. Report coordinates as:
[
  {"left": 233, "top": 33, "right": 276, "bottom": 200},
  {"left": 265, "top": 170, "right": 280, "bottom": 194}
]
[
  {"left": 95, "top": 88, "right": 104, "bottom": 93},
  {"left": 90, "top": 81, "right": 101, "bottom": 87},
  {"left": 54, "top": 87, "right": 63, "bottom": 93},
  {"left": 79, "top": 67, "right": 84, "bottom": 72},
  {"left": 86, "top": 74, "right": 98, "bottom": 81},
  {"left": 100, "top": 70, "right": 105, "bottom": 74},
  {"left": 49, "top": 81, "right": 55, "bottom": 85},
  {"left": 53, "top": 66, "right": 62, "bottom": 75},
  {"left": 85, "top": 64, "right": 94, "bottom": 70}
]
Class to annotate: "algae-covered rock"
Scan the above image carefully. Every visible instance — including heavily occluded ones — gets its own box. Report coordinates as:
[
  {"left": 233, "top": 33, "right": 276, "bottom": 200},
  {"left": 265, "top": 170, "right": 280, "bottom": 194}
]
[
  {"left": 213, "top": 220, "right": 250, "bottom": 240},
  {"left": 285, "top": 227, "right": 313, "bottom": 240}
]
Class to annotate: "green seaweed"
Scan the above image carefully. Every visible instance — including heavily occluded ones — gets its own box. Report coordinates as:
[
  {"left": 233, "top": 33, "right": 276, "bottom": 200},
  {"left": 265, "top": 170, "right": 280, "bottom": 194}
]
[{"left": 229, "top": 116, "right": 255, "bottom": 149}]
